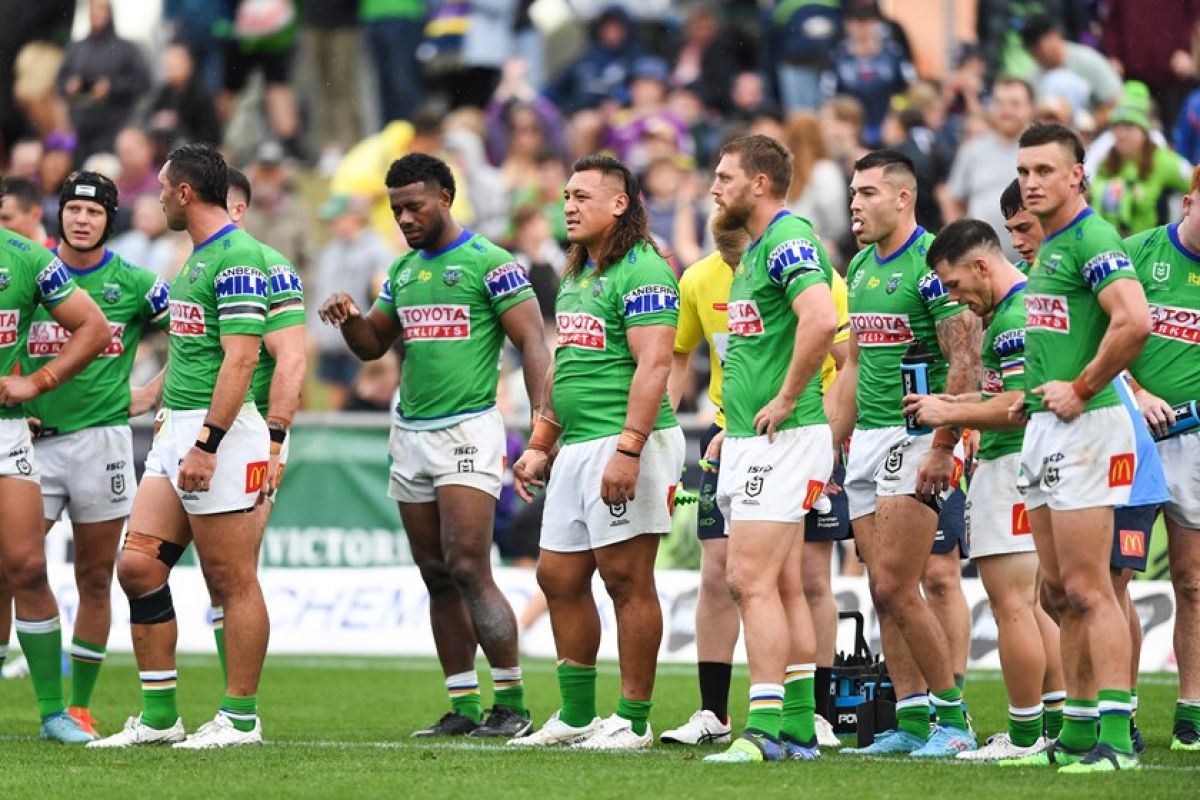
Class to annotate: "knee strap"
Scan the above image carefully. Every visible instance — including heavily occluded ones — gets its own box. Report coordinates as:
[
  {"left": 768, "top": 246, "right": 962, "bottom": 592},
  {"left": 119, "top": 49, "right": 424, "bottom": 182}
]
[
  {"left": 124, "top": 531, "right": 185, "bottom": 567},
  {"left": 129, "top": 582, "right": 175, "bottom": 624}
]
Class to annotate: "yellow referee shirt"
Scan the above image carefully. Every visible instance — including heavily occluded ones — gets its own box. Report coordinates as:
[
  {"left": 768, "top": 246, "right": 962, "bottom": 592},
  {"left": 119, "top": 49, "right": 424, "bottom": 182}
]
[{"left": 675, "top": 251, "right": 849, "bottom": 429}]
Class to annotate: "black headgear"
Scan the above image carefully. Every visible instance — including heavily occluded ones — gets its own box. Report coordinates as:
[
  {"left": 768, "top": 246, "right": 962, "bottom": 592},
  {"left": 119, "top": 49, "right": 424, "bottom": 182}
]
[{"left": 59, "top": 171, "right": 119, "bottom": 251}]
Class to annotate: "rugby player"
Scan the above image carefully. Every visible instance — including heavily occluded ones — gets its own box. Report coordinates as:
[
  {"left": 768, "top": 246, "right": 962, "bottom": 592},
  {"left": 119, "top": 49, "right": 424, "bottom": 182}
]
[
  {"left": 1124, "top": 165, "right": 1200, "bottom": 751},
  {"left": 699, "top": 134, "right": 838, "bottom": 763},
  {"left": 0, "top": 194, "right": 110, "bottom": 742},
  {"left": 1006, "top": 123, "right": 1150, "bottom": 772},
  {"left": 90, "top": 144, "right": 273, "bottom": 749},
  {"left": 320, "top": 153, "right": 550, "bottom": 738},
  {"left": 510, "top": 154, "right": 683, "bottom": 750},
  {"left": 831, "top": 151, "right": 982, "bottom": 757},
  {"left": 9, "top": 172, "right": 170, "bottom": 737}
]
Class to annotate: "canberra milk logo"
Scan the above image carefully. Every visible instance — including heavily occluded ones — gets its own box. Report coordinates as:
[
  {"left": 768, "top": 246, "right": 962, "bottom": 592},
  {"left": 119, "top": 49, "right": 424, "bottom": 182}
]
[
  {"left": 992, "top": 328, "right": 1025, "bottom": 357},
  {"left": 215, "top": 266, "right": 268, "bottom": 300},
  {"left": 1081, "top": 251, "right": 1132, "bottom": 289},
  {"left": 917, "top": 271, "right": 951, "bottom": 302},
  {"left": 767, "top": 238, "right": 821, "bottom": 284},
  {"left": 484, "top": 262, "right": 530, "bottom": 299},
  {"left": 269, "top": 264, "right": 303, "bottom": 295},
  {"left": 623, "top": 284, "right": 679, "bottom": 317},
  {"left": 36, "top": 258, "right": 71, "bottom": 300}
]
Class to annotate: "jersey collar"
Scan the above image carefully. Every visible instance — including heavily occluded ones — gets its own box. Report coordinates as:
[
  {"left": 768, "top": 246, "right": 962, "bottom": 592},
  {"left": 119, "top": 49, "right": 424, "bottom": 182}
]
[
  {"left": 420, "top": 228, "right": 472, "bottom": 260},
  {"left": 1168, "top": 222, "right": 1200, "bottom": 263},
  {"left": 1043, "top": 207, "right": 1092, "bottom": 244},
  {"left": 747, "top": 210, "right": 792, "bottom": 253},
  {"left": 995, "top": 279, "right": 1026, "bottom": 310},
  {"left": 52, "top": 246, "right": 112, "bottom": 276},
  {"left": 873, "top": 225, "right": 925, "bottom": 266},
  {"left": 194, "top": 223, "right": 239, "bottom": 252}
]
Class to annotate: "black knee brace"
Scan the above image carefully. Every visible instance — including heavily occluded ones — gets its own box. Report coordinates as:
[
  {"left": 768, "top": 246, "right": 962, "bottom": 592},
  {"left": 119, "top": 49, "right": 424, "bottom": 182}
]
[{"left": 129, "top": 582, "right": 175, "bottom": 624}]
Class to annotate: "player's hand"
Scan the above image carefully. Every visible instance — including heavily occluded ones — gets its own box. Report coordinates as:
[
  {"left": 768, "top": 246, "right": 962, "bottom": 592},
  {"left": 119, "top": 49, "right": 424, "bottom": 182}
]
[
  {"left": 318, "top": 293, "right": 363, "bottom": 327},
  {"left": 1135, "top": 388, "right": 1175, "bottom": 438},
  {"left": 0, "top": 376, "right": 41, "bottom": 407},
  {"left": 916, "top": 446, "right": 956, "bottom": 501},
  {"left": 963, "top": 429, "right": 980, "bottom": 464},
  {"left": 26, "top": 416, "right": 42, "bottom": 436},
  {"left": 1007, "top": 392, "right": 1028, "bottom": 424},
  {"left": 129, "top": 383, "right": 159, "bottom": 417},
  {"left": 701, "top": 428, "right": 725, "bottom": 468},
  {"left": 753, "top": 394, "right": 795, "bottom": 442},
  {"left": 1033, "top": 381, "right": 1085, "bottom": 423},
  {"left": 902, "top": 393, "right": 956, "bottom": 428},
  {"left": 601, "top": 451, "right": 640, "bottom": 506},
  {"left": 513, "top": 448, "right": 549, "bottom": 502},
  {"left": 260, "top": 441, "right": 284, "bottom": 503},
  {"left": 177, "top": 447, "right": 217, "bottom": 493}
]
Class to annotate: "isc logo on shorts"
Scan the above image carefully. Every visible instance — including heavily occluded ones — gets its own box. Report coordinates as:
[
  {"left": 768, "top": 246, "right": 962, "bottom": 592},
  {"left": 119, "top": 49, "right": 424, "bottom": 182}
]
[
  {"left": 245, "top": 460, "right": 269, "bottom": 493},
  {"left": 1108, "top": 453, "right": 1135, "bottom": 487},
  {"left": 1025, "top": 294, "right": 1070, "bottom": 333},
  {"left": 28, "top": 320, "right": 125, "bottom": 357},
  {"left": 169, "top": 300, "right": 206, "bottom": 336},
  {"left": 727, "top": 300, "right": 764, "bottom": 336},
  {"left": 557, "top": 312, "right": 605, "bottom": 350},
  {"left": 399, "top": 304, "right": 471, "bottom": 341},
  {"left": 1011, "top": 503, "right": 1031, "bottom": 535},
  {"left": 0, "top": 309, "right": 19, "bottom": 347},
  {"left": 485, "top": 263, "right": 530, "bottom": 298},
  {"left": 1149, "top": 304, "right": 1200, "bottom": 345},
  {"left": 850, "top": 312, "right": 913, "bottom": 346}
]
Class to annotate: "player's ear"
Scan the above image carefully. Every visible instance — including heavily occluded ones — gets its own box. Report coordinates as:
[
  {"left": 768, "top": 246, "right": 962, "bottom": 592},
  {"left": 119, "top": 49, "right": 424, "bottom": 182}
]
[
  {"left": 611, "top": 191, "right": 629, "bottom": 219},
  {"left": 439, "top": 186, "right": 453, "bottom": 209}
]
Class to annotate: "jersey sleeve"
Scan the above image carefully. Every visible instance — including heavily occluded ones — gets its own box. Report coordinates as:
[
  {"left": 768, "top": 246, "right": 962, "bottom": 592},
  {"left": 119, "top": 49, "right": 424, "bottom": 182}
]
[
  {"left": 765, "top": 227, "right": 828, "bottom": 303},
  {"left": 673, "top": 267, "right": 703, "bottom": 353},
  {"left": 213, "top": 255, "right": 268, "bottom": 337},
  {"left": 481, "top": 249, "right": 536, "bottom": 316},
  {"left": 1078, "top": 223, "right": 1137, "bottom": 295},
  {"left": 916, "top": 270, "right": 966, "bottom": 322},
  {"left": 33, "top": 254, "right": 76, "bottom": 309},
  {"left": 830, "top": 270, "right": 851, "bottom": 345},
  {"left": 373, "top": 258, "right": 403, "bottom": 319},
  {"left": 138, "top": 269, "right": 171, "bottom": 331},
  {"left": 994, "top": 317, "right": 1026, "bottom": 394},
  {"left": 620, "top": 249, "right": 680, "bottom": 329},
  {"left": 264, "top": 257, "right": 306, "bottom": 333}
]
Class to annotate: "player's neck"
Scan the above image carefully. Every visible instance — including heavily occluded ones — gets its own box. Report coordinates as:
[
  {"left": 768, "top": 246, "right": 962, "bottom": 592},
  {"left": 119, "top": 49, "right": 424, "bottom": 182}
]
[
  {"left": 991, "top": 262, "right": 1025, "bottom": 308},
  {"left": 57, "top": 243, "right": 105, "bottom": 270},
  {"left": 1178, "top": 219, "right": 1200, "bottom": 255},
  {"left": 187, "top": 206, "right": 236, "bottom": 248},
  {"left": 1040, "top": 194, "right": 1088, "bottom": 238},
  {"left": 875, "top": 218, "right": 919, "bottom": 260},
  {"left": 426, "top": 218, "right": 463, "bottom": 255},
  {"left": 746, "top": 200, "right": 786, "bottom": 243}
]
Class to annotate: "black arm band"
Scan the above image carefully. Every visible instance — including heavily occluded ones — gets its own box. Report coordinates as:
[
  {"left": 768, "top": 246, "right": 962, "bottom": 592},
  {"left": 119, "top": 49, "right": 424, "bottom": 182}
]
[
  {"left": 269, "top": 426, "right": 287, "bottom": 444},
  {"left": 194, "top": 423, "right": 227, "bottom": 453}
]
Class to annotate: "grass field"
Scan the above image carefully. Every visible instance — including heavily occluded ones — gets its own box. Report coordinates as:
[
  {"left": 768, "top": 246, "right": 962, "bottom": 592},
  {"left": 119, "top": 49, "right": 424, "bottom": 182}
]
[{"left": 1, "top": 654, "right": 1196, "bottom": 799}]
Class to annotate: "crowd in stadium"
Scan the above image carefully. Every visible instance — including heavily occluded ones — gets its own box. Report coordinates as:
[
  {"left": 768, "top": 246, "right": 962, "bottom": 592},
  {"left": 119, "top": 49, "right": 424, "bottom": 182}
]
[{"left": 0, "top": 0, "right": 1199, "bottom": 773}]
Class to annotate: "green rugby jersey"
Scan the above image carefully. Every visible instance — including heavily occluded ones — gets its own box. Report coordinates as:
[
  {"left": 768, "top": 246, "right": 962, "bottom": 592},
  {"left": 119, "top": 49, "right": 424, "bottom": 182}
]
[
  {"left": 163, "top": 225, "right": 269, "bottom": 411},
  {"left": 374, "top": 229, "right": 535, "bottom": 429},
  {"left": 553, "top": 242, "right": 679, "bottom": 445},
  {"left": 1126, "top": 223, "right": 1200, "bottom": 406},
  {"left": 846, "top": 227, "right": 964, "bottom": 429},
  {"left": 23, "top": 249, "right": 169, "bottom": 434},
  {"left": 722, "top": 211, "right": 833, "bottom": 438},
  {"left": 978, "top": 281, "right": 1027, "bottom": 460},
  {"left": 1024, "top": 208, "right": 1135, "bottom": 414},
  {"left": 250, "top": 244, "right": 305, "bottom": 417},
  {"left": 0, "top": 232, "right": 77, "bottom": 420}
]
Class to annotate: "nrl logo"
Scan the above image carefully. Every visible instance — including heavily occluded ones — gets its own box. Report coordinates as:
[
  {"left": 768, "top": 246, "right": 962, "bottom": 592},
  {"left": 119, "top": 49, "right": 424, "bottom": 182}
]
[
  {"left": 102, "top": 283, "right": 121, "bottom": 304},
  {"left": 1152, "top": 262, "right": 1171, "bottom": 282}
]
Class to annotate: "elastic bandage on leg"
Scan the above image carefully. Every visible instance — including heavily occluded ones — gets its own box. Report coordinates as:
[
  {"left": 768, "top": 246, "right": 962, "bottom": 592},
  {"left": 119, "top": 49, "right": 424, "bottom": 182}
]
[
  {"left": 123, "top": 531, "right": 185, "bottom": 567},
  {"left": 129, "top": 583, "right": 176, "bottom": 624}
]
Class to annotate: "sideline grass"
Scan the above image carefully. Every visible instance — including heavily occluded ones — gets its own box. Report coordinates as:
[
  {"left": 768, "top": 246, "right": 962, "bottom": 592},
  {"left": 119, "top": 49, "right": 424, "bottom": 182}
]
[{"left": 1, "top": 654, "right": 1196, "bottom": 799}]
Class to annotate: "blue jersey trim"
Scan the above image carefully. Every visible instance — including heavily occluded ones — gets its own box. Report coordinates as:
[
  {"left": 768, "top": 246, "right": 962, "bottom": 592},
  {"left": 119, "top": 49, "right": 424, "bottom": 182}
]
[
  {"left": 746, "top": 209, "right": 793, "bottom": 254},
  {"left": 53, "top": 247, "right": 113, "bottom": 277},
  {"left": 419, "top": 229, "right": 473, "bottom": 260},
  {"left": 1043, "top": 207, "right": 1093, "bottom": 244},
  {"left": 874, "top": 226, "right": 926, "bottom": 266},
  {"left": 1168, "top": 223, "right": 1200, "bottom": 263},
  {"left": 194, "top": 223, "right": 239, "bottom": 252}
]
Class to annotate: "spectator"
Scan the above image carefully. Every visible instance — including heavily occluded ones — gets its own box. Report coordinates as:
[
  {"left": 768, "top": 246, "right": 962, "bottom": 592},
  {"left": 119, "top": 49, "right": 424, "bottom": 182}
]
[
  {"left": 420, "top": 0, "right": 516, "bottom": 110},
  {"left": 728, "top": 70, "right": 780, "bottom": 123},
  {"left": 511, "top": 145, "right": 569, "bottom": 246},
  {"left": 1092, "top": 81, "right": 1192, "bottom": 237},
  {"left": 12, "top": 41, "right": 71, "bottom": 142},
  {"left": 242, "top": 140, "right": 314, "bottom": 281},
  {"left": 303, "top": 0, "right": 364, "bottom": 175},
  {"left": 766, "top": 0, "right": 842, "bottom": 112},
  {"left": 311, "top": 194, "right": 393, "bottom": 409},
  {"left": 509, "top": 204, "right": 564, "bottom": 327},
  {"left": 603, "top": 56, "right": 694, "bottom": 174},
  {"left": 1101, "top": 0, "right": 1200, "bottom": 132},
  {"left": 821, "top": 0, "right": 915, "bottom": 147},
  {"left": 114, "top": 126, "right": 162, "bottom": 209},
  {"left": 547, "top": 5, "right": 642, "bottom": 114},
  {"left": 145, "top": 41, "right": 222, "bottom": 147},
  {"left": 0, "top": 0, "right": 73, "bottom": 150},
  {"left": 0, "top": 176, "right": 51, "bottom": 244},
  {"left": 56, "top": 0, "right": 152, "bottom": 162},
  {"left": 669, "top": 4, "right": 749, "bottom": 113},
  {"left": 940, "top": 43, "right": 987, "bottom": 150},
  {"left": 109, "top": 195, "right": 181, "bottom": 280},
  {"left": 820, "top": 94, "right": 869, "bottom": 180},
  {"left": 361, "top": 0, "right": 427, "bottom": 125},
  {"left": 220, "top": 0, "right": 303, "bottom": 157},
  {"left": 976, "top": 0, "right": 1083, "bottom": 82},
  {"left": 343, "top": 349, "right": 401, "bottom": 412},
  {"left": 444, "top": 122, "right": 509, "bottom": 242},
  {"left": 38, "top": 135, "right": 75, "bottom": 237},
  {"left": 883, "top": 106, "right": 949, "bottom": 232},
  {"left": 784, "top": 111, "right": 849, "bottom": 247},
  {"left": 945, "top": 76, "right": 1035, "bottom": 258},
  {"left": 162, "top": 0, "right": 229, "bottom": 92},
  {"left": 6, "top": 138, "right": 44, "bottom": 181},
  {"left": 642, "top": 156, "right": 703, "bottom": 265},
  {"left": 485, "top": 59, "right": 567, "bottom": 173},
  {"left": 1022, "top": 13, "right": 1122, "bottom": 120},
  {"left": 1174, "top": 22, "right": 1200, "bottom": 164}
]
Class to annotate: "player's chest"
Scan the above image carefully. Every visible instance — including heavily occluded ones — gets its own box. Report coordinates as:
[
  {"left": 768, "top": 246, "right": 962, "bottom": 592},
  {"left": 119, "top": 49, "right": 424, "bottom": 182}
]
[
  {"left": 557, "top": 272, "right": 621, "bottom": 319},
  {"left": 390, "top": 262, "right": 478, "bottom": 307},
  {"left": 847, "top": 265, "right": 916, "bottom": 312}
]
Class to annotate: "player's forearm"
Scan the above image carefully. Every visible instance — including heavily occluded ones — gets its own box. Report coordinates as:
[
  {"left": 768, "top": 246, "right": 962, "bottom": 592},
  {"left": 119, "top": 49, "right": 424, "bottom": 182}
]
[
  {"left": 266, "top": 348, "right": 306, "bottom": 425},
  {"left": 940, "top": 391, "right": 1025, "bottom": 431},
  {"left": 140, "top": 364, "right": 168, "bottom": 402},
  {"left": 339, "top": 316, "right": 389, "bottom": 361},
  {"left": 826, "top": 362, "right": 858, "bottom": 445},
  {"left": 518, "top": 336, "right": 551, "bottom": 415},
  {"left": 1076, "top": 315, "right": 1151, "bottom": 399},
  {"left": 778, "top": 317, "right": 835, "bottom": 404},
  {"left": 667, "top": 351, "right": 692, "bottom": 412},
  {"left": 47, "top": 313, "right": 110, "bottom": 385},
  {"left": 208, "top": 342, "right": 259, "bottom": 429},
  {"left": 624, "top": 351, "right": 672, "bottom": 435}
]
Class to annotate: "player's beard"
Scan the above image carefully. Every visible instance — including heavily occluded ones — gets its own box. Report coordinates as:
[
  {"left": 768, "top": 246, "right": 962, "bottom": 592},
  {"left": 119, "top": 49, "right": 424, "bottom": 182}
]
[
  {"left": 406, "top": 214, "right": 444, "bottom": 251},
  {"left": 716, "top": 198, "right": 752, "bottom": 232}
]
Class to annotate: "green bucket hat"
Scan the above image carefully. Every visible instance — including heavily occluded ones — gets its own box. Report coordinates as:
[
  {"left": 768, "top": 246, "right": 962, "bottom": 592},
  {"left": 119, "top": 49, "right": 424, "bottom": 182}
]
[{"left": 1110, "top": 80, "right": 1151, "bottom": 131}]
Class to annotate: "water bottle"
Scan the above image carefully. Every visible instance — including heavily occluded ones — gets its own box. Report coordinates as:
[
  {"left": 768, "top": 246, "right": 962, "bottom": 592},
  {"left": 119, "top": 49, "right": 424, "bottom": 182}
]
[
  {"left": 900, "top": 341, "right": 936, "bottom": 435},
  {"left": 1155, "top": 400, "right": 1200, "bottom": 441}
]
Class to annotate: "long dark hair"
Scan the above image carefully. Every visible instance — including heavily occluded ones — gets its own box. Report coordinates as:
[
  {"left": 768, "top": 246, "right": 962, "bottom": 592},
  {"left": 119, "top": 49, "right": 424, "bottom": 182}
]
[
  {"left": 1100, "top": 132, "right": 1156, "bottom": 182},
  {"left": 564, "top": 154, "right": 661, "bottom": 278}
]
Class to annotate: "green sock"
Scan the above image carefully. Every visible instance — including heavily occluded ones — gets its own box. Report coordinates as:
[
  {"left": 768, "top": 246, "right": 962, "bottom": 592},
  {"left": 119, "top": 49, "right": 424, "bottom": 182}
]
[
  {"left": 1042, "top": 691, "right": 1065, "bottom": 738},
  {"left": 67, "top": 636, "right": 106, "bottom": 709},
  {"left": 1098, "top": 689, "right": 1133, "bottom": 753},
  {"left": 211, "top": 606, "right": 226, "bottom": 684},
  {"left": 446, "top": 670, "right": 482, "bottom": 723},
  {"left": 220, "top": 694, "right": 257, "bottom": 732},
  {"left": 746, "top": 684, "right": 784, "bottom": 738},
  {"left": 15, "top": 618, "right": 65, "bottom": 719},
  {"left": 932, "top": 687, "right": 967, "bottom": 730},
  {"left": 1060, "top": 698, "right": 1099, "bottom": 751},
  {"left": 557, "top": 662, "right": 597, "bottom": 727},
  {"left": 1177, "top": 699, "right": 1200, "bottom": 726},
  {"left": 139, "top": 670, "right": 178, "bottom": 729},
  {"left": 781, "top": 664, "right": 816, "bottom": 743},
  {"left": 492, "top": 666, "right": 527, "bottom": 715},
  {"left": 616, "top": 696, "right": 652, "bottom": 736},
  {"left": 954, "top": 673, "right": 966, "bottom": 692},
  {"left": 1008, "top": 704, "right": 1043, "bottom": 748},
  {"left": 896, "top": 694, "right": 931, "bottom": 741}
]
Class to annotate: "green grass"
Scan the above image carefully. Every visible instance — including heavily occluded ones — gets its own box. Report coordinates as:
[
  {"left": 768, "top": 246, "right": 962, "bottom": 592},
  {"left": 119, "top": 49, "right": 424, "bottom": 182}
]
[{"left": 1, "top": 654, "right": 1196, "bottom": 799}]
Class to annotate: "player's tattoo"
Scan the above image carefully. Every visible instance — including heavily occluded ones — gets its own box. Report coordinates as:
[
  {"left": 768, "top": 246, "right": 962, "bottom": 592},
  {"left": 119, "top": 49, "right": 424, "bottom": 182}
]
[{"left": 936, "top": 312, "right": 983, "bottom": 437}]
